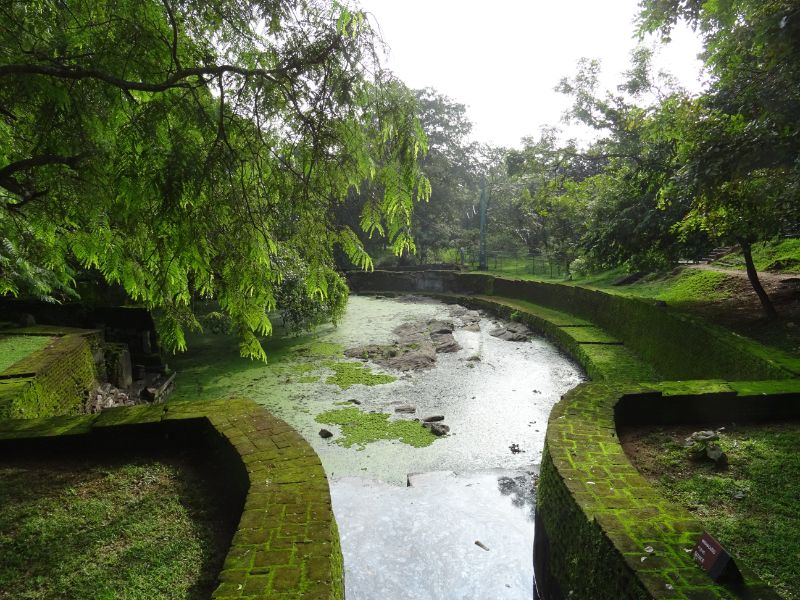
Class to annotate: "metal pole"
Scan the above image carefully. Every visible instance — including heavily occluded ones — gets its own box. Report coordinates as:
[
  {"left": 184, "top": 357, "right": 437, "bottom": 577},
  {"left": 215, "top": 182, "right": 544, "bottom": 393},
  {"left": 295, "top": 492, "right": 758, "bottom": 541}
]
[{"left": 478, "top": 180, "right": 488, "bottom": 270}]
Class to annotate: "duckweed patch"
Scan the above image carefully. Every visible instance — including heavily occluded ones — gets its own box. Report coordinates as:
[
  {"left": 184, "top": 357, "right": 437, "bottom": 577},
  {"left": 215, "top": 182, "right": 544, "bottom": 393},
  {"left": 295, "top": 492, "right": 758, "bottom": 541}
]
[
  {"left": 323, "top": 361, "right": 396, "bottom": 389},
  {"left": 297, "top": 375, "right": 320, "bottom": 383},
  {"left": 304, "top": 342, "right": 344, "bottom": 357},
  {"left": 315, "top": 407, "right": 436, "bottom": 448}
]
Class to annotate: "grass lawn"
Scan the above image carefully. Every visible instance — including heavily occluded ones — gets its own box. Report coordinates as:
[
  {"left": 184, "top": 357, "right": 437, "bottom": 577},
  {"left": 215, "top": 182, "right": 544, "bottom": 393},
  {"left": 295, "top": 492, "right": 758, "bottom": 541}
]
[
  {"left": 0, "top": 335, "right": 54, "bottom": 373},
  {"left": 715, "top": 239, "right": 800, "bottom": 273},
  {"left": 0, "top": 446, "right": 237, "bottom": 600},
  {"left": 621, "top": 421, "right": 800, "bottom": 600}
]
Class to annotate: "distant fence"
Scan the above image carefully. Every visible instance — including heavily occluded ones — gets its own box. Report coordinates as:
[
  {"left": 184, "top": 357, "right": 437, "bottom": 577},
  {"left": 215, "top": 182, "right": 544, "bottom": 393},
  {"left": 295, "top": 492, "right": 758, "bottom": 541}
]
[{"left": 461, "top": 250, "right": 568, "bottom": 278}]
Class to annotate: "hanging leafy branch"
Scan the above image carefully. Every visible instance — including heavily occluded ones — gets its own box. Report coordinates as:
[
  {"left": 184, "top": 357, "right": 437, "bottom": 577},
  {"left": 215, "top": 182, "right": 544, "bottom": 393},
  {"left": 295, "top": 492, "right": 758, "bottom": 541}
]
[{"left": 0, "top": 0, "right": 429, "bottom": 358}]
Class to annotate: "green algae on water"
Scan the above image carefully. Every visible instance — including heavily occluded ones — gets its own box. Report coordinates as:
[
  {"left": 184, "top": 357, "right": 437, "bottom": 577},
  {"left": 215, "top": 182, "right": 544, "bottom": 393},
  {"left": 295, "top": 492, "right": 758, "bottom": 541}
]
[
  {"left": 297, "top": 375, "right": 320, "bottom": 383},
  {"left": 315, "top": 407, "right": 436, "bottom": 448},
  {"left": 324, "top": 361, "right": 396, "bottom": 389},
  {"left": 289, "top": 363, "right": 316, "bottom": 374},
  {"left": 297, "top": 342, "right": 344, "bottom": 357}
]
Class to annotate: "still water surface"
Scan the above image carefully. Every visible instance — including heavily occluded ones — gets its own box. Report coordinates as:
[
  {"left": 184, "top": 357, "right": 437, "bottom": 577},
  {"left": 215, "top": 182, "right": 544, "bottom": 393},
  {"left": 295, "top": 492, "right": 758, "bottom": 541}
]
[{"left": 174, "top": 295, "right": 584, "bottom": 599}]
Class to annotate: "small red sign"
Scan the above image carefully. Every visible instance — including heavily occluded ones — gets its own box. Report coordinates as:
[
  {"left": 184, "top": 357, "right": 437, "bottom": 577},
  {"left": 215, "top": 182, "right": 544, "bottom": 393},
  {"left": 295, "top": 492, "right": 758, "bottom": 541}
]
[{"left": 693, "top": 532, "right": 732, "bottom": 581}]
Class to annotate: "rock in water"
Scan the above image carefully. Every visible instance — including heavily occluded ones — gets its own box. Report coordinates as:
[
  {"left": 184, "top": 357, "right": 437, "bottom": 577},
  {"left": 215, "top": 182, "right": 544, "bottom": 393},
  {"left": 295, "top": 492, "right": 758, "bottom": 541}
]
[
  {"left": 431, "top": 332, "right": 461, "bottom": 353},
  {"left": 422, "top": 415, "right": 445, "bottom": 422},
  {"left": 395, "top": 405, "right": 416, "bottom": 414},
  {"left": 319, "top": 429, "right": 333, "bottom": 439},
  {"left": 490, "top": 322, "right": 531, "bottom": 342},
  {"left": 423, "top": 422, "right": 450, "bottom": 436}
]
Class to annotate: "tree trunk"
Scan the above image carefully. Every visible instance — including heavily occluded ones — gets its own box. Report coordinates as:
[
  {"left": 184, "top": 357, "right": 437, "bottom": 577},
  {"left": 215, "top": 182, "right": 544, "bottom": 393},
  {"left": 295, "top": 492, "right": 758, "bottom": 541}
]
[{"left": 740, "top": 240, "right": 778, "bottom": 319}]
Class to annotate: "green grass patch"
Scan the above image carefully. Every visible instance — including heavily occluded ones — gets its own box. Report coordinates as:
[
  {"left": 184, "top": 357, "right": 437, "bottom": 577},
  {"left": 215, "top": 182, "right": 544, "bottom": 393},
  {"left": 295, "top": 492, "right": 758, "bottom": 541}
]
[
  {"left": 315, "top": 407, "right": 436, "bottom": 448},
  {"left": 0, "top": 336, "right": 53, "bottom": 373},
  {"left": 716, "top": 239, "right": 800, "bottom": 273},
  {"left": 624, "top": 422, "right": 800, "bottom": 600},
  {"left": 652, "top": 269, "right": 731, "bottom": 304},
  {"left": 323, "top": 361, "right": 396, "bottom": 389},
  {"left": 0, "top": 450, "right": 235, "bottom": 600}
]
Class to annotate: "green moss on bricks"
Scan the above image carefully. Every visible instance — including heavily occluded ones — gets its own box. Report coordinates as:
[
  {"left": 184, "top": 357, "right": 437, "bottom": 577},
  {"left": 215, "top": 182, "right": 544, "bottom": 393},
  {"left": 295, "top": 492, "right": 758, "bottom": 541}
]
[
  {"left": 0, "top": 334, "right": 98, "bottom": 419},
  {"left": 315, "top": 407, "right": 436, "bottom": 448},
  {"left": 330, "top": 517, "right": 344, "bottom": 600},
  {"left": 323, "top": 362, "right": 396, "bottom": 389}
]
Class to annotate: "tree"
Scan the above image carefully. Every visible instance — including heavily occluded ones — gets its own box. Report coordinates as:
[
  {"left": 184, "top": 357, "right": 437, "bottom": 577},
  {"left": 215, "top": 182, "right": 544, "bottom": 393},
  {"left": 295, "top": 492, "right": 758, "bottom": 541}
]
[
  {"left": 505, "top": 128, "right": 597, "bottom": 274},
  {"left": 639, "top": 0, "right": 800, "bottom": 317},
  {"left": 542, "top": 54, "right": 711, "bottom": 272},
  {"left": 334, "top": 87, "right": 481, "bottom": 266},
  {"left": 408, "top": 88, "right": 480, "bottom": 263},
  {"left": 0, "top": 0, "right": 429, "bottom": 358}
]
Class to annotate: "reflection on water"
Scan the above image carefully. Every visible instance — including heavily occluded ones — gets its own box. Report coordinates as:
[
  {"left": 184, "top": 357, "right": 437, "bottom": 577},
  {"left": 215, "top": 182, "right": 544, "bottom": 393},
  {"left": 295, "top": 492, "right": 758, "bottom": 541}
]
[{"left": 497, "top": 473, "right": 537, "bottom": 521}]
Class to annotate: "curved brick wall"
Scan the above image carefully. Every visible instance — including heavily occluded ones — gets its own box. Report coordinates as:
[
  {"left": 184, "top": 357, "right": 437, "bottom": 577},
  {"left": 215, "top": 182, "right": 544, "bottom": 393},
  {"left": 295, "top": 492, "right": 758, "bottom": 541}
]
[
  {"left": 347, "top": 270, "right": 800, "bottom": 381},
  {"left": 0, "top": 398, "right": 344, "bottom": 600}
]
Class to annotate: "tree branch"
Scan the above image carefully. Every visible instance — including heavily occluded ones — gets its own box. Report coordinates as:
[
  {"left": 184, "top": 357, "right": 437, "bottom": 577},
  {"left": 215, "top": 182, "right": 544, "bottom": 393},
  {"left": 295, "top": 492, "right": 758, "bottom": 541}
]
[
  {"left": 0, "top": 37, "right": 341, "bottom": 93},
  {"left": 0, "top": 154, "right": 82, "bottom": 179},
  {"left": 0, "top": 154, "right": 82, "bottom": 205}
]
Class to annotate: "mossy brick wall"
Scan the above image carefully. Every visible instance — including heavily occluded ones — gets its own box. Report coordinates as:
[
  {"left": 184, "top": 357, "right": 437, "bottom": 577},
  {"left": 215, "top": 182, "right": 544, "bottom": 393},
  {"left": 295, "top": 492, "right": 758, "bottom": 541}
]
[
  {"left": 489, "top": 277, "right": 799, "bottom": 381},
  {"left": 0, "top": 398, "right": 344, "bottom": 600},
  {"left": 534, "top": 445, "right": 650, "bottom": 600},
  {"left": 459, "top": 296, "right": 659, "bottom": 383},
  {"left": 534, "top": 382, "right": 796, "bottom": 600},
  {"left": 346, "top": 269, "right": 494, "bottom": 296},
  {"left": 0, "top": 332, "right": 100, "bottom": 419}
]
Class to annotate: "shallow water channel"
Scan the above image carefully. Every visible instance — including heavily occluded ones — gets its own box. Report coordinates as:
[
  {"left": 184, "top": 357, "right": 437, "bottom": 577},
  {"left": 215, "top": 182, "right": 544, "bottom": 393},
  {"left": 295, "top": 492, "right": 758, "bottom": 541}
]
[{"left": 173, "top": 295, "right": 584, "bottom": 599}]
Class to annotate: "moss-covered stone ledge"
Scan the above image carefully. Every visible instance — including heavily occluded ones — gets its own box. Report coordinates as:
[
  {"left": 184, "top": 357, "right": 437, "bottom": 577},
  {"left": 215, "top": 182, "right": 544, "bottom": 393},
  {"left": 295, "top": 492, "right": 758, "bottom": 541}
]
[
  {"left": 0, "top": 398, "right": 343, "bottom": 600},
  {"left": 456, "top": 295, "right": 659, "bottom": 383},
  {"left": 0, "top": 326, "right": 102, "bottom": 419},
  {"left": 535, "top": 381, "right": 800, "bottom": 600}
]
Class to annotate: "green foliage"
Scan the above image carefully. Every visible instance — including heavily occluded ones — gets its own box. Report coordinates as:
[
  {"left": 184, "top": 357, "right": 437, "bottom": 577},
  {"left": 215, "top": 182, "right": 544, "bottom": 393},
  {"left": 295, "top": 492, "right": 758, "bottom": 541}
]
[
  {"left": 335, "top": 87, "right": 479, "bottom": 267},
  {"left": 0, "top": 0, "right": 430, "bottom": 358},
  {"left": 639, "top": 0, "right": 800, "bottom": 247},
  {"left": 314, "top": 406, "right": 436, "bottom": 448},
  {"left": 716, "top": 238, "right": 800, "bottom": 273}
]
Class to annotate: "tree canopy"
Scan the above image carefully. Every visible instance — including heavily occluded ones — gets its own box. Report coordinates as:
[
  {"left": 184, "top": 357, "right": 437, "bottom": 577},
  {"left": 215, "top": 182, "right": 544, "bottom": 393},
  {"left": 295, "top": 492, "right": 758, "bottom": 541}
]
[{"left": 0, "top": 0, "right": 429, "bottom": 358}]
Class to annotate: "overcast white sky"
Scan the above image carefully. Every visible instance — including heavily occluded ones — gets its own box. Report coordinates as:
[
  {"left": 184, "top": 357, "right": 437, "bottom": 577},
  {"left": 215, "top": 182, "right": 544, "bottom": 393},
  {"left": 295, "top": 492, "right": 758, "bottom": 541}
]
[{"left": 357, "top": 0, "right": 706, "bottom": 148}]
